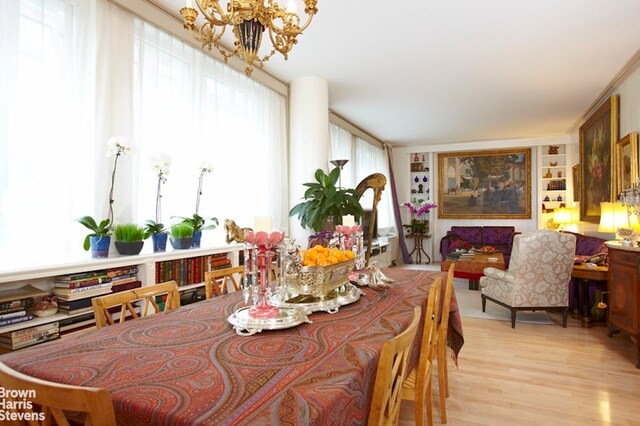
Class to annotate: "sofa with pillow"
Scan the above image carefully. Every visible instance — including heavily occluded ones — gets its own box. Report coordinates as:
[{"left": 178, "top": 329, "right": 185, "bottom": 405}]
[{"left": 439, "top": 226, "right": 518, "bottom": 266}]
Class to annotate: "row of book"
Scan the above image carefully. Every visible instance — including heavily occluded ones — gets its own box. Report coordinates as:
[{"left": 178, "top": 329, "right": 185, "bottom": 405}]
[
  {"left": 155, "top": 253, "right": 231, "bottom": 286},
  {"left": 0, "top": 285, "right": 48, "bottom": 328},
  {"left": 0, "top": 322, "right": 59, "bottom": 351}
]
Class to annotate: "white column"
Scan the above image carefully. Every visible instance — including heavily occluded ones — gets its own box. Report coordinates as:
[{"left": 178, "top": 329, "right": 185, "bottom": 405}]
[{"left": 289, "top": 76, "right": 329, "bottom": 245}]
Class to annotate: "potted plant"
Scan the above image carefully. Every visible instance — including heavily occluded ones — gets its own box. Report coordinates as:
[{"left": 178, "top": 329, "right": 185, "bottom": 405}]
[
  {"left": 113, "top": 224, "right": 146, "bottom": 256},
  {"left": 289, "top": 167, "right": 364, "bottom": 232},
  {"left": 76, "top": 216, "right": 112, "bottom": 258},
  {"left": 170, "top": 222, "right": 194, "bottom": 250},
  {"left": 144, "top": 220, "right": 168, "bottom": 252},
  {"left": 172, "top": 214, "right": 219, "bottom": 248},
  {"left": 146, "top": 153, "right": 171, "bottom": 252}
]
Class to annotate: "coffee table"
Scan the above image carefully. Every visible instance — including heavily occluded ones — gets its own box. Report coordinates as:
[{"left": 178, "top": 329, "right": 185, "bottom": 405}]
[{"left": 441, "top": 252, "right": 506, "bottom": 290}]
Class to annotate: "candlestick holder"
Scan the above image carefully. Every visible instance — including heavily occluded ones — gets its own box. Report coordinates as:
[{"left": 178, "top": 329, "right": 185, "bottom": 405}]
[{"left": 245, "top": 230, "right": 284, "bottom": 319}]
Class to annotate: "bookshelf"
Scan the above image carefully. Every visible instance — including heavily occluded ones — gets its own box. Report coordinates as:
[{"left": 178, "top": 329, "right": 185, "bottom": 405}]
[
  {"left": 539, "top": 144, "right": 568, "bottom": 229},
  {"left": 0, "top": 244, "right": 242, "bottom": 351}
]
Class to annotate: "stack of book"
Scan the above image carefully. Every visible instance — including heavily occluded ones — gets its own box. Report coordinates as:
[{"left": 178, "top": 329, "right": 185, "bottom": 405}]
[
  {"left": 0, "top": 285, "right": 48, "bottom": 328},
  {"left": 0, "top": 322, "right": 59, "bottom": 351},
  {"left": 447, "top": 251, "right": 475, "bottom": 260}
]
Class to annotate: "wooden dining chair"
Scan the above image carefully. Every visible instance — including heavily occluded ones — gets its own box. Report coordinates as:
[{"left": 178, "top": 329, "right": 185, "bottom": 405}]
[
  {"left": 400, "top": 277, "right": 442, "bottom": 426},
  {"left": 368, "top": 305, "right": 421, "bottom": 426},
  {"left": 436, "top": 263, "right": 455, "bottom": 423},
  {"left": 92, "top": 280, "right": 180, "bottom": 329},
  {"left": 204, "top": 266, "right": 246, "bottom": 299},
  {"left": 0, "top": 361, "right": 116, "bottom": 425}
]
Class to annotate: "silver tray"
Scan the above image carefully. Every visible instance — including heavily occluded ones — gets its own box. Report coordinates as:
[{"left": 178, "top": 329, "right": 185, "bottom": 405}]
[
  {"left": 270, "top": 284, "right": 364, "bottom": 314},
  {"left": 227, "top": 306, "right": 311, "bottom": 336}
]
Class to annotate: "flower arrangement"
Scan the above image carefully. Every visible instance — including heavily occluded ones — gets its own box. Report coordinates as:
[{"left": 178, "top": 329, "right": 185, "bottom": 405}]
[
  {"left": 449, "top": 239, "right": 472, "bottom": 251},
  {"left": 195, "top": 162, "right": 213, "bottom": 216},
  {"left": 402, "top": 201, "right": 436, "bottom": 234},
  {"left": 403, "top": 201, "right": 437, "bottom": 217}
]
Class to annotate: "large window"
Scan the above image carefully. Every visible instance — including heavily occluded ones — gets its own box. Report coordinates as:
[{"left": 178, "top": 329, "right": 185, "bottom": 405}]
[
  {"left": 0, "top": 0, "right": 287, "bottom": 266},
  {"left": 329, "top": 123, "right": 395, "bottom": 233}
]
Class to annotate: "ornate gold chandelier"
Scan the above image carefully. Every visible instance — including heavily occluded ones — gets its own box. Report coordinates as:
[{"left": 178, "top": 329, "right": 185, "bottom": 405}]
[{"left": 180, "top": 0, "right": 318, "bottom": 76}]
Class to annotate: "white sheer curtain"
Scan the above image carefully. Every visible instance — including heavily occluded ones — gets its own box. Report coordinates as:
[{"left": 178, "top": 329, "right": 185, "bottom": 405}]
[
  {"left": 132, "top": 20, "right": 288, "bottom": 240},
  {"left": 0, "top": 0, "right": 95, "bottom": 264},
  {"left": 354, "top": 138, "right": 394, "bottom": 231},
  {"left": 329, "top": 122, "right": 355, "bottom": 189},
  {"left": 0, "top": 0, "right": 288, "bottom": 266}
]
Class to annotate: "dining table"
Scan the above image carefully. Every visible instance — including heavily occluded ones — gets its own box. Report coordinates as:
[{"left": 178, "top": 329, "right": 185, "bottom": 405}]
[{"left": 0, "top": 268, "right": 463, "bottom": 425}]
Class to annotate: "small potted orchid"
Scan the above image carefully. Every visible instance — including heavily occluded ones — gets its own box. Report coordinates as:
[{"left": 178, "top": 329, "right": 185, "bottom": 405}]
[
  {"left": 77, "top": 135, "right": 133, "bottom": 258},
  {"left": 402, "top": 200, "right": 436, "bottom": 235},
  {"left": 144, "top": 153, "right": 171, "bottom": 252},
  {"left": 172, "top": 162, "right": 218, "bottom": 248}
]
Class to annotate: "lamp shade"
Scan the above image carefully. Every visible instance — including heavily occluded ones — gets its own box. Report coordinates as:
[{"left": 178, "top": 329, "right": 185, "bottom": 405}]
[
  {"left": 553, "top": 207, "right": 574, "bottom": 225},
  {"left": 598, "top": 202, "right": 629, "bottom": 233}
]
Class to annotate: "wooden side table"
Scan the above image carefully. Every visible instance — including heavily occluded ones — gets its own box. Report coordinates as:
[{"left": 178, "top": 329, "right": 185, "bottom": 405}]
[
  {"left": 406, "top": 233, "right": 431, "bottom": 264},
  {"left": 570, "top": 264, "right": 608, "bottom": 328}
]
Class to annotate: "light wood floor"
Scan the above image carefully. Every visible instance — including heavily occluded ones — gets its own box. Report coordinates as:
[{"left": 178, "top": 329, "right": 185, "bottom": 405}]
[{"left": 398, "top": 314, "right": 640, "bottom": 425}]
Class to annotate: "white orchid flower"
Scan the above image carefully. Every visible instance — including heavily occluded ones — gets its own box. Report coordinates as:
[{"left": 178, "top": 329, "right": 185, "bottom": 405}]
[
  {"left": 107, "top": 135, "right": 133, "bottom": 156},
  {"left": 151, "top": 153, "right": 171, "bottom": 180},
  {"left": 198, "top": 162, "right": 213, "bottom": 175}
]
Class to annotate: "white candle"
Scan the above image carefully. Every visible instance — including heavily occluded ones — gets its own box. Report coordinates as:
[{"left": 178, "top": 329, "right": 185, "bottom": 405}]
[
  {"left": 186, "top": 0, "right": 193, "bottom": 8},
  {"left": 286, "top": 0, "right": 298, "bottom": 14},
  {"left": 342, "top": 215, "right": 356, "bottom": 227},
  {"left": 254, "top": 216, "right": 273, "bottom": 233}
]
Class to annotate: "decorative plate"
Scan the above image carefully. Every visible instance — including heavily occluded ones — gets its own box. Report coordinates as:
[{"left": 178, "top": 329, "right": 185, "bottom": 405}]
[
  {"left": 270, "top": 284, "right": 363, "bottom": 314},
  {"left": 227, "top": 306, "right": 311, "bottom": 336}
]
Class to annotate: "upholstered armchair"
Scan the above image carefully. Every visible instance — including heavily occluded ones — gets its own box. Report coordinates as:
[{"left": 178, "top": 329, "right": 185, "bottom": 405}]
[{"left": 479, "top": 230, "right": 576, "bottom": 328}]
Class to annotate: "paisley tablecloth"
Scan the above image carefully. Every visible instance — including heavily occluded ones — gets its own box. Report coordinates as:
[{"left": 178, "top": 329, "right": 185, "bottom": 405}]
[{"left": 0, "top": 269, "right": 462, "bottom": 425}]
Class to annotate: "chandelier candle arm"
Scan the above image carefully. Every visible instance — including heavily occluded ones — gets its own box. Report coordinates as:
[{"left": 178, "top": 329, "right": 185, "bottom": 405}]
[{"left": 180, "top": 0, "right": 318, "bottom": 76}]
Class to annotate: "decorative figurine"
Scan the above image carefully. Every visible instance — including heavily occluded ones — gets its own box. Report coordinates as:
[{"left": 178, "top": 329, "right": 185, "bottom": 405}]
[
  {"left": 418, "top": 184, "right": 424, "bottom": 193},
  {"left": 557, "top": 170, "right": 562, "bottom": 178},
  {"left": 548, "top": 145, "right": 559, "bottom": 155},
  {"left": 224, "top": 219, "right": 253, "bottom": 244},
  {"left": 413, "top": 153, "right": 419, "bottom": 162}
]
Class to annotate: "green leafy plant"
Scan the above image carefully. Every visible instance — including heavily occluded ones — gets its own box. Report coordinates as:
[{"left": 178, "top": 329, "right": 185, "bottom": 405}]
[
  {"left": 172, "top": 213, "right": 219, "bottom": 233},
  {"left": 289, "top": 167, "right": 364, "bottom": 232},
  {"left": 143, "top": 220, "right": 166, "bottom": 238},
  {"left": 170, "top": 222, "right": 194, "bottom": 238},
  {"left": 114, "top": 224, "right": 146, "bottom": 242},
  {"left": 76, "top": 216, "right": 112, "bottom": 251}
]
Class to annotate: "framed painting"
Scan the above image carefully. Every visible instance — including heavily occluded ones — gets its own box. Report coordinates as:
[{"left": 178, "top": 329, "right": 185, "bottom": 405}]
[
  {"left": 572, "top": 164, "right": 581, "bottom": 202},
  {"left": 437, "top": 148, "right": 531, "bottom": 219},
  {"left": 616, "top": 132, "right": 639, "bottom": 193},
  {"left": 579, "top": 94, "right": 619, "bottom": 223}
]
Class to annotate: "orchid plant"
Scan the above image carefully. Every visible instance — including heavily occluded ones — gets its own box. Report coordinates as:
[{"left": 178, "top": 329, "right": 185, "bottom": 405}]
[
  {"left": 402, "top": 201, "right": 436, "bottom": 234},
  {"left": 144, "top": 153, "right": 171, "bottom": 236},
  {"left": 77, "top": 135, "right": 133, "bottom": 251},
  {"left": 172, "top": 162, "right": 218, "bottom": 234}
]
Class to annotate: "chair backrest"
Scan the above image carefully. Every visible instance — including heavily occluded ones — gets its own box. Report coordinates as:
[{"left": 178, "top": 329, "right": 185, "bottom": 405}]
[
  {"left": 92, "top": 280, "right": 180, "bottom": 329},
  {"left": 438, "top": 264, "right": 455, "bottom": 342},
  {"left": 415, "top": 277, "right": 442, "bottom": 389},
  {"left": 204, "top": 266, "right": 246, "bottom": 299},
  {"left": 0, "top": 361, "right": 116, "bottom": 425},
  {"left": 507, "top": 230, "right": 576, "bottom": 304},
  {"left": 368, "top": 305, "right": 421, "bottom": 426}
]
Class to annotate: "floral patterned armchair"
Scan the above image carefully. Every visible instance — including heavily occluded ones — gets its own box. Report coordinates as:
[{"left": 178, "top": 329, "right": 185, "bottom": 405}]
[{"left": 479, "top": 230, "right": 576, "bottom": 328}]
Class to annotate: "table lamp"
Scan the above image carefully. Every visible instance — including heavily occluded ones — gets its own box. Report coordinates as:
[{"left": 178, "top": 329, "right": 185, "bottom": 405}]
[
  {"left": 598, "top": 202, "right": 632, "bottom": 241},
  {"left": 552, "top": 207, "right": 574, "bottom": 230}
]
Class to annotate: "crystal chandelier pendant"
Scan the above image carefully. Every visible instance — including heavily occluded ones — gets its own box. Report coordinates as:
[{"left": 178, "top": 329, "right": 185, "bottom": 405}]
[{"left": 236, "top": 18, "right": 265, "bottom": 73}]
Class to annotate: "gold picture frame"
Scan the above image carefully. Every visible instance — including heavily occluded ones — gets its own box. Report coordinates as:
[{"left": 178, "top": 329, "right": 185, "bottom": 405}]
[
  {"left": 437, "top": 148, "right": 531, "bottom": 219},
  {"left": 579, "top": 94, "right": 619, "bottom": 223},
  {"left": 572, "top": 164, "right": 581, "bottom": 202},
  {"left": 616, "top": 132, "right": 639, "bottom": 193}
]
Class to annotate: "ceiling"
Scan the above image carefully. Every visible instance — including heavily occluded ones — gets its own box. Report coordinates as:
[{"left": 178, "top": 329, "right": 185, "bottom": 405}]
[{"left": 154, "top": 0, "right": 640, "bottom": 147}]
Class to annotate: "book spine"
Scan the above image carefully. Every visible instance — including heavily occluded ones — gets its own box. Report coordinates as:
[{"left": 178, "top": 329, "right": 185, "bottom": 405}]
[
  {"left": 0, "top": 310, "right": 26, "bottom": 321},
  {"left": 0, "top": 314, "right": 34, "bottom": 327},
  {"left": 0, "top": 298, "right": 33, "bottom": 313},
  {"left": 3, "top": 327, "right": 59, "bottom": 344},
  {"left": 55, "top": 277, "right": 107, "bottom": 289},
  {"left": 53, "top": 283, "right": 112, "bottom": 294},
  {"left": 2, "top": 323, "right": 58, "bottom": 338},
  {"left": 57, "top": 270, "right": 106, "bottom": 281}
]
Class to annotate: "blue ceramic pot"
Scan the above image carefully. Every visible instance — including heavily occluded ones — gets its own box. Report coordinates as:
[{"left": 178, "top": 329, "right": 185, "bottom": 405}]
[
  {"left": 90, "top": 235, "right": 110, "bottom": 258},
  {"left": 152, "top": 232, "right": 168, "bottom": 252},
  {"left": 192, "top": 230, "right": 202, "bottom": 248}
]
